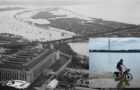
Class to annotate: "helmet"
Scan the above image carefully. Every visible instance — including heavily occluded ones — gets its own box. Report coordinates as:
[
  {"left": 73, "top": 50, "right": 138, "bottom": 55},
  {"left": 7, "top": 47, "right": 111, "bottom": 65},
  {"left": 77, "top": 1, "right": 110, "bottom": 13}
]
[{"left": 120, "top": 59, "right": 123, "bottom": 62}]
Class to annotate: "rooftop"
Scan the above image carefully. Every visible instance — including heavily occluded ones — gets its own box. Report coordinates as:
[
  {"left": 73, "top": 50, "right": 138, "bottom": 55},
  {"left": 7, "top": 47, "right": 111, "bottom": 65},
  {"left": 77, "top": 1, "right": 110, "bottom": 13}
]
[{"left": 0, "top": 44, "right": 53, "bottom": 71}]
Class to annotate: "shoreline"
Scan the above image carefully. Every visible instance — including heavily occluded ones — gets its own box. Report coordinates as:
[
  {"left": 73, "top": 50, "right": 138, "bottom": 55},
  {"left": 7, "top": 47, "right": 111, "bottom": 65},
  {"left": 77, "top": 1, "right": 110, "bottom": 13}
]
[{"left": 89, "top": 50, "right": 140, "bottom": 53}]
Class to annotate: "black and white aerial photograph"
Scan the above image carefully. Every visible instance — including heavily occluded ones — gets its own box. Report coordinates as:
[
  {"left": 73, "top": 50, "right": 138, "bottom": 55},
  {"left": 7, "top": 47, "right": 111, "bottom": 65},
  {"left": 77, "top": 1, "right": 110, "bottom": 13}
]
[{"left": 0, "top": 0, "right": 140, "bottom": 90}]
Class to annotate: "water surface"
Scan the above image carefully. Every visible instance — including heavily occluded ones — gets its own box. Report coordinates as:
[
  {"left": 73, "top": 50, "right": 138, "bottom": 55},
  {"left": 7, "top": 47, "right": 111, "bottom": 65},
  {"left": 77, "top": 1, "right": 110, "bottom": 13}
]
[
  {"left": 90, "top": 52, "right": 140, "bottom": 88},
  {"left": 69, "top": 42, "right": 89, "bottom": 56}
]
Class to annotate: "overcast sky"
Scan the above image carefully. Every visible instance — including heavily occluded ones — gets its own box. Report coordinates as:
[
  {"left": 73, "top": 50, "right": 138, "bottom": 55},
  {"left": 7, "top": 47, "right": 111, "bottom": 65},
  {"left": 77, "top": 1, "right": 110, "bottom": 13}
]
[
  {"left": 0, "top": 0, "right": 100, "bottom": 3},
  {"left": 89, "top": 38, "right": 140, "bottom": 50},
  {"left": 1, "top": 0, "right": 139, "bottom": 3},
  {"left": 0, "top": 0, "right": 98, "bottom": 6},
  {"left": 1, "top": 0, "right": 140, "bottom": 5},
  {"left": 1, "top": 0, "right": 97, "bottom": 2}
]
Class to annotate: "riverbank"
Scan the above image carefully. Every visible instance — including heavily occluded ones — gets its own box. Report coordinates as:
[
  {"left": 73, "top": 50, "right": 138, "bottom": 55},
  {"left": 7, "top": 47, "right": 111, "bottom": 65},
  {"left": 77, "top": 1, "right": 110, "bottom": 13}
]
[{"left": 89, "top": 50, "right": 140, "bottom": 53}]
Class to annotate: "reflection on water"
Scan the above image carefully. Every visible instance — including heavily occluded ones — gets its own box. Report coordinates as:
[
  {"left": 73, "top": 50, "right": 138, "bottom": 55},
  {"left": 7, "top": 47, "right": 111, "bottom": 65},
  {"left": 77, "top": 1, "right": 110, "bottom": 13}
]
[
  {"left": 89, "top": 52, "right": 140, "bottom": 88},
  {"left": 115, "top": 78, "right": 130, "bottom": 88}
]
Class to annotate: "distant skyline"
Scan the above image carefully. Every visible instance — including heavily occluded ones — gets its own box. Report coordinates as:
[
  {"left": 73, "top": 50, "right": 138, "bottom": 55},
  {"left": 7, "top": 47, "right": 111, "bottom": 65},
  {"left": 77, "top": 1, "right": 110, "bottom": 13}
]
[{"left": 89, "top": 38, "right": 140, "bottom": 50}]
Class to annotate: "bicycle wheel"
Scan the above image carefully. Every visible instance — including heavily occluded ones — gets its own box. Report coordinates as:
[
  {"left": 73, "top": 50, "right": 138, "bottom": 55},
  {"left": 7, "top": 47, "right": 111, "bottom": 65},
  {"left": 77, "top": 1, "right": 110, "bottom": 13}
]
[
  {"left": 124, "top": 73, "right": 133, "bottom": 81},
  {"left": 113, "top": 73, "right": 120, "bottom": 78}
]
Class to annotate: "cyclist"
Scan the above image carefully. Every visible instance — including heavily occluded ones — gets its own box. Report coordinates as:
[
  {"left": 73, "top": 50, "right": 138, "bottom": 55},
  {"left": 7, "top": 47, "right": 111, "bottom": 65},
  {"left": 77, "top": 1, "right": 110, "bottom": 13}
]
[{"left": 116, "top": 59, "right": 126, "bottom": 77}]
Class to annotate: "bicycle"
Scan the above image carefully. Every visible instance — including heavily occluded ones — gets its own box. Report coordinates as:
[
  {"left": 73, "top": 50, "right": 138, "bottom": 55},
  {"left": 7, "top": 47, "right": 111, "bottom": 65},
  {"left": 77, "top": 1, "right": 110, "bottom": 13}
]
[{"left": 113, "top": 69, "right": 133, "bottom": 81}]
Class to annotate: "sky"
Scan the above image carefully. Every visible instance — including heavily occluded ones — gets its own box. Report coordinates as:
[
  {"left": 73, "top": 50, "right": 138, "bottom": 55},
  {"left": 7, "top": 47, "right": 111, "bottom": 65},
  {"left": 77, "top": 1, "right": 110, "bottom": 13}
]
[
  {"left": 1, "top": 0, "right": 140, "bottom": 5},
  {"left": 89, "top": 38, "right": 140, "bottom": 50},
  {"left": 0, "top": 0, "right": 139, "bottom": 3},
  {"left": 0, "top": 0, "right": 97, "bottom": 6},
  {"left": 0, "top": 0, "right": 99, "bottom": 4},
  {"left": 0, "top": 0, "right": 98, "bottom": 2}
]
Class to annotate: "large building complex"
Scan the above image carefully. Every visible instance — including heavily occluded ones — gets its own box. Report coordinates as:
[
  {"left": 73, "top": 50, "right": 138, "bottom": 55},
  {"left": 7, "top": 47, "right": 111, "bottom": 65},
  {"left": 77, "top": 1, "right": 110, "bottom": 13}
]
[{"left": 0, "top": 43, "right": 72, "bottom": 83}]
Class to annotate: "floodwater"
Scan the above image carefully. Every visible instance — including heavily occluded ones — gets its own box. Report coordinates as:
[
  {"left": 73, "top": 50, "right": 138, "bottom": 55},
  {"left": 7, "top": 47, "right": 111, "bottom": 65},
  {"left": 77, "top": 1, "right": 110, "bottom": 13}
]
[
  {"left": 89, "top": 52, "right": 140, "bottom": 88},
  {"left": 69, "top": 42, "right": 89, "bottom": 56},
  {"left": 66, "top": 2, "right": 140, "bottom": 25}
]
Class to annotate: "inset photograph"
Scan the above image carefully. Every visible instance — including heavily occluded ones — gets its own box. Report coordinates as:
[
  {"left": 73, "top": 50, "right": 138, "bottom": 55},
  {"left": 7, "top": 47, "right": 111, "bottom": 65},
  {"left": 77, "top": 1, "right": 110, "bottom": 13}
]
[{"left": 89, "top": 38, "right": 140, "bottom": 88}]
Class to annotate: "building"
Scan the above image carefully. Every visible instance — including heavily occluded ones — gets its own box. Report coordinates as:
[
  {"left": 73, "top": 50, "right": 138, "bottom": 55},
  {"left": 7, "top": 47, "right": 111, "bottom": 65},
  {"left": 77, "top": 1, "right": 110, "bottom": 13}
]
[
  {"left": 0, "top": 43, "right": 72, "bottom": 83},
  {"left": 0, "top": 47, "right": 6, "bottom": 54}
]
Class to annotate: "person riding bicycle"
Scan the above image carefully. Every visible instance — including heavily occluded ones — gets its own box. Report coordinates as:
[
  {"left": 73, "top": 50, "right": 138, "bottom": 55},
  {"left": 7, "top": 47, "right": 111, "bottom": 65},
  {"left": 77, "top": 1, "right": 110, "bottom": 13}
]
[{"left": 116, "top": 59, "right": 127, "bottom": 77}]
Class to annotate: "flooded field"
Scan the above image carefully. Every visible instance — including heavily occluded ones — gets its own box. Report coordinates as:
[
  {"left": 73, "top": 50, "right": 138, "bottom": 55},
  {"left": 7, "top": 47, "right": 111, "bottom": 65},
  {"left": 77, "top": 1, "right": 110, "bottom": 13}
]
[{"left": 89, "top": 52, "right": 140, "bottom": 88}]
